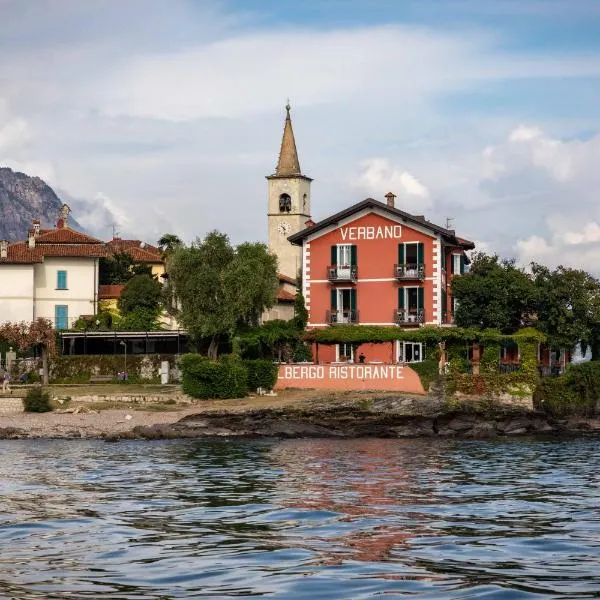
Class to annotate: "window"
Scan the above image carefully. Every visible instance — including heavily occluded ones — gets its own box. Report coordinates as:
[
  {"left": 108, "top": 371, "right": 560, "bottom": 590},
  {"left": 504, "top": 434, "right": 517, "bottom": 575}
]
[
  {"left": 330, "top": 288, "right": 357, "bottom": 323},
  {"left": 337, "top": 343, "right": 354, "bottom": 362},
  {"left": 398, "top": 286, "right": 424, "bottom": 320},
  {"left": 452, "top": 254, "right": 465, "bottom": 275},
  {"left": 398, "top": 242, "right": 424, "bottom": 265},
  {"left": 56, "top": 270, "right": 67, "bottom": 290},
  {"left": 329, "top": 244, "right": 357, "bottom": 280},
  {"left": 337, "top": 244, "right": 352, "bottom": 267},
  {"left": 397, "top": 341, "right": 422, "bottom": 363},
  {"left": 55, "top": 305, "right": 68, "bottom": 330},
  {"left": 279, "top": 193, "right": 291, "bottom": 212}
]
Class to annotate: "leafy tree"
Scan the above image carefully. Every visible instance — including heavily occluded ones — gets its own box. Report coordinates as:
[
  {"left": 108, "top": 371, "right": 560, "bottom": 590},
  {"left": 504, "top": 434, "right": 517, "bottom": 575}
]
[
  {"left": 531, "top": 264, "right": 600, "bottom": 351},
  {"left": 169, "top": 231, "right": 278, "bottom": 359},
  {"left": 0, "top": 318, "right": 56, "bottom": 384},
  {"left": 294, "top": 291, "right": 308, "bottom": 329},
  {"left": 157, "top": 233, "right": 183, "bottom": 259},
  {"left": 99, "top": 252, "right": 152, "bottom": 284},
  {"left": 118, "top": 274, "right": 162, "bottom": 316},
  {"left": 119, "top": 307, "right": 160, "bottom": 331},
  {"left": 452, "top": 253, "right": 536, "bottom": 333}
]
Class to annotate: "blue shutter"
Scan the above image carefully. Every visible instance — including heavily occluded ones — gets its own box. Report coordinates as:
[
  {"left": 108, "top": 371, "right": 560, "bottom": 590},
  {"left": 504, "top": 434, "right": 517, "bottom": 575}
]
[
  {"left": 57, "top": 270, "right": 67, "bottom": 289},
  {"left": 55, "top": 305, "right": 68, "bottom": 329}
]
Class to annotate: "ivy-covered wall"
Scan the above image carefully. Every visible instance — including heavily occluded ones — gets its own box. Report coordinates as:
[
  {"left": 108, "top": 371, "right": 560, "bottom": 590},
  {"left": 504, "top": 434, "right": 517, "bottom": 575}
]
[{"left": 50, "top": 355, "right": 180, "bottom": 383}]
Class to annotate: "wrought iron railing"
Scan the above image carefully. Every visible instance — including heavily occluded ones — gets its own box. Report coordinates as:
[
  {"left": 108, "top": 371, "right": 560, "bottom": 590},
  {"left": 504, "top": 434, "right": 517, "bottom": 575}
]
[
  {"left": 328, "top": 265, "right": 358, "bottom": 282},
  {"left": 327, "top": 310, "right": 359, "bottom": 324},
  {"left": 394, "top": 309, "right": 425, "bottom": 326},
  {"left": 394, "top": 263, "right": 425, "bottom": 280}
]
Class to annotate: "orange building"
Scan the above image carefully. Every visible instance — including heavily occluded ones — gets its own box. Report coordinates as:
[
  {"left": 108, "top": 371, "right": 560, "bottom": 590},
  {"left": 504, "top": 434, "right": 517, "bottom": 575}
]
[{"left": 288, "top": 194, "right": 474, "bottom": 363}]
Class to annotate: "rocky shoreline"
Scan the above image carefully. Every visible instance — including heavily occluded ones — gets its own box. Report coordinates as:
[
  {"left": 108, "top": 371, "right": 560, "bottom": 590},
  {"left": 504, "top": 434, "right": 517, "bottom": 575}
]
[{"left": 1, "top": 392, "right": 598, "bottom": 441}]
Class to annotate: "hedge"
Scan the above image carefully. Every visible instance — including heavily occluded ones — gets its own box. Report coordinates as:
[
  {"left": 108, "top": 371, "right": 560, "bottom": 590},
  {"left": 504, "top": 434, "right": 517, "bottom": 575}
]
[
  {"left": 180, "top": 354, "right": 249, "bottom": 399},
  {"left": 534, "top": 361, "right": 600, "bottom": 417},
  {"left": 245, "top": 359, "right": 278, "bottom": 392}
]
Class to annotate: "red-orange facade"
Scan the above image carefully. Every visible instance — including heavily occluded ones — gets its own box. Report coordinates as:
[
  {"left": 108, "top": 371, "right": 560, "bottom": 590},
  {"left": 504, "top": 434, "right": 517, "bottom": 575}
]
[{"left": 289, "top": 197, "right": 474, "bottom": 363}]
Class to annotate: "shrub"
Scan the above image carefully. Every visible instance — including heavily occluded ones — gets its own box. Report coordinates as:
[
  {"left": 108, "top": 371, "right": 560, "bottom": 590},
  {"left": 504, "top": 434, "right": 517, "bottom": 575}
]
[
  {"left": 23, "top": 387, "right": 52, "bottom": 413},
  {"left": 409, "top": 359, "right": 439, "bottom": 391},
  {"left": 245, "top": 359, "right": 278, "bottom": 391},
  {"left": 181, "top": 354, "right": 248, "bottom": 399}
]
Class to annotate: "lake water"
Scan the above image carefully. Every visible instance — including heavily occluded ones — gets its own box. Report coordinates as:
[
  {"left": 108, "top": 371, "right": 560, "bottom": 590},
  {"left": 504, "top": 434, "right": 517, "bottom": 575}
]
[{"left": 1, "top": 437, "right": 600, "bottom": 599}]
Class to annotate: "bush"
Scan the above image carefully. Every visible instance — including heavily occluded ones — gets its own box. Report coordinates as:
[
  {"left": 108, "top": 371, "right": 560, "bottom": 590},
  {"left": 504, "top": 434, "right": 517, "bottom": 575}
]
[
  {"left": 245, "top": 359, "right": 278, "bottom": 391},
  {"left": 533, "top": 362, "right": 600, "bottom": 417},
  {"left": 409, "top": 359, "right": 439, "bottom": 391},
  {"left": 23, "top": 387, "right": 52, "bottom": 413},
  {"left": 181, "top": 354, "right": 248, "bottom": 399}
]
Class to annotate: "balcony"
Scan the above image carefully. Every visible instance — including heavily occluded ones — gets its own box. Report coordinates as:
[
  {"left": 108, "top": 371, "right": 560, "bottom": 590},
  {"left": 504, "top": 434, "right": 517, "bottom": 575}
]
[
  {"left": 328, "top": 265, "right": 358, "bottom": 283},
  {"left": 394, "top": 263, "right": 425, "bottom": 280},
  {"left": 394, "top": 309, "right": 424, "bottom": 326},
  {"left": 327, "top": 310, "right": 359, "bottom": 324}
]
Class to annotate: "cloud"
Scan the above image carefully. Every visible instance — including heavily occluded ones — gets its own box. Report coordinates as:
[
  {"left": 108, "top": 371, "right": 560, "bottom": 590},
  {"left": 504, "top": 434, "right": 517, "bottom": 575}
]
[{"left": 355, "top": 158, "right": 431, "bottom": 212}]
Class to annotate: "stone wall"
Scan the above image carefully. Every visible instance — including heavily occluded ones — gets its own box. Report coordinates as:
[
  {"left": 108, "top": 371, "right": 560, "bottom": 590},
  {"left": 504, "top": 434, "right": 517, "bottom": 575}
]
[{"left": 0, "top": 397, "right": 24, "bottom": 413}]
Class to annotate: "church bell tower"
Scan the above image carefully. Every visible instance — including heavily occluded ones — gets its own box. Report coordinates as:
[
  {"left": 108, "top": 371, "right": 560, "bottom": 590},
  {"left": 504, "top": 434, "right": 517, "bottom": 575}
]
[{"left": 267, "top": 104, "right": 312, "bottom": 280}]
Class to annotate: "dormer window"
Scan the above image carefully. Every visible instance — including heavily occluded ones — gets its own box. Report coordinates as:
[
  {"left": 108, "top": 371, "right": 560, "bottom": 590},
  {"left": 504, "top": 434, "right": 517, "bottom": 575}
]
[{"left": 279, "top": 193, "right": 291, "bottom": 212}]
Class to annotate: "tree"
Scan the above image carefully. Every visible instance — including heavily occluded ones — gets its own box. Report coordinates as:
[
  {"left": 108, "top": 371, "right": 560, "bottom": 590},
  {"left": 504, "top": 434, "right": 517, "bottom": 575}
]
[
  {"left": 99, "top": 252, "right": 152, "bottom": 284},
  {"left": 531, "top": 264, "right": 600, "bottom": 351},
  {"left": 294, "top": 291, "right": 308, "bottom": 329},
  {"left": 157, "top": 233, "right": 183, "bottom": 259},
  {"left": 452, "top": 253, "right": 537, "bottom": 333},
  {"left": 0, "top": 319, "right": 56, "bottom": 384},
  {"left": 169, "top": 231, "right": 278, "bottom": 359},
  {"left": 118, "top": 274, "right": 162, "bottom": 315}
]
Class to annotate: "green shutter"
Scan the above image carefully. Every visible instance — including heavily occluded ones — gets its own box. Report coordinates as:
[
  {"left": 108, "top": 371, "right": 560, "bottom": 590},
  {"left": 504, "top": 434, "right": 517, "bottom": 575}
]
[
  {"left": 417, "top": 243, "right": 424, "bottom": 265},
  {"left": 350, "top": 289, "right": 357, "bottom": 311},
  {"left": 418, "top": 287, "right": 424, "bottom": 311},
  {"left": 450, "top": 254, "right": 454, "bottom": 274},
  {"left": 398, "top": 243, "right": 405, "bottom": 265},
  {"left": 331, "top": 245, "right": 337, "bottom": 266},
  {"left": 398, "top": 287, "right": 405, "bottom": 309},
  {"left": 460, "top": 254, "right": 465, "bottom": 274},
  {"left": 330, "top": 289, "right": 337, "bottom": 309},
  {"left": 350, "top": 245, "right": 357, "bottom": 267}
]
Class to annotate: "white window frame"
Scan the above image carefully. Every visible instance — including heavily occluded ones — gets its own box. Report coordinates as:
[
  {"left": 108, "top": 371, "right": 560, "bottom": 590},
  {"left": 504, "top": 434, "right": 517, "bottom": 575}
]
[
  {"left": 335, "top": 288, "right": 354, "bottom": 324},
  {"left": 396, "top": 341, "right": 423, "bottom": 363},
  {"left": 336, "top": 244, "right": 352, "bottom": 279},
  {"left": 336, "top": 343, "right": 355, "bottom": 362},
  {"left": 452, "top": 253, "right": 462, "bottom": 274}
]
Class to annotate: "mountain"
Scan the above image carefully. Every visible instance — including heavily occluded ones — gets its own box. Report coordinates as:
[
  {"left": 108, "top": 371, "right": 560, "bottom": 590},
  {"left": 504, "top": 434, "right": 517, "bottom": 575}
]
[{"left": 0, "top": 167, "right": 83, "bottom": 241}]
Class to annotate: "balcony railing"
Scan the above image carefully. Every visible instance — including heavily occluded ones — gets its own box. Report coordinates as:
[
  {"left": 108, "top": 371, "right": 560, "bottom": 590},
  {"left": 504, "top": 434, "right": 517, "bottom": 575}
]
[
  {"left": 327, "top": 310, "right": 359, "bottom": 324},
  {"left": 395, "top": 309, "right": 425, "bottom": 326},
  {"left": 394, "top": 263, "right": 425, "bottom": 280},
  {"left": 328, "top": 265, "right": 358, "bottom": 283}
]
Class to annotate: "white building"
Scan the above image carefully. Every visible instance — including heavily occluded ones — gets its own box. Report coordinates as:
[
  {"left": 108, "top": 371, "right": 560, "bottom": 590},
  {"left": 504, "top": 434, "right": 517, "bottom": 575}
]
[{"left": 0, "top": 206, "right": 106, "bottom": 329}]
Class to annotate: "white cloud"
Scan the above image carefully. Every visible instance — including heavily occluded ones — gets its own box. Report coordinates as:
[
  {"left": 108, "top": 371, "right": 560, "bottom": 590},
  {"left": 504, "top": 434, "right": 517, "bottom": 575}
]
[{"left": 355, "top": 158, "right": 431, "bottom": 212}]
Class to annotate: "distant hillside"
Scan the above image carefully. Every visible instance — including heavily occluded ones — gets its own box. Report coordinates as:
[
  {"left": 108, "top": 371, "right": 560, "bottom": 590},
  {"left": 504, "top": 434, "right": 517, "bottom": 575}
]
[{"left": 0, "top": 167, "right": 83, "bottom": 241}]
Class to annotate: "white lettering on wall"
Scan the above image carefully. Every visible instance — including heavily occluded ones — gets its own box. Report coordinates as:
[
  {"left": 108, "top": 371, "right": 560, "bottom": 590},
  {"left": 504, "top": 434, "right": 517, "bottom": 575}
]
[
  {"left": 282, "top": 365, "right": 405, "bottom": 381},
  {"left": 340, "top": 225, "right": 402, "bottom": 241}
]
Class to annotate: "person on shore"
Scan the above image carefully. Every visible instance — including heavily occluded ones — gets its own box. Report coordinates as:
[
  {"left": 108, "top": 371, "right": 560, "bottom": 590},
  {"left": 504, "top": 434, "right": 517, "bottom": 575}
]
[{"left": 2, "top": 370, "right": 11, "bottom": 394}]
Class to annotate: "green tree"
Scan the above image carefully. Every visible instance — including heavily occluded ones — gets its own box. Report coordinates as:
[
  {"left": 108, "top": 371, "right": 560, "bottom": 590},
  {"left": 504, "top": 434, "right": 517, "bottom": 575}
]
[
  {"left": 118, "top": 274, "right": 162, "bottom": 315},
  {"left": 169, "top": 231, "right": 278, "bottom": 359},
  {"left": 532, "top": 264, "right": 600, "bottom": 351},
  {"left": 119, "top": 307, "right": 160, "bottom": 331},
  {"left": 99, "top": 252, "right": 152, "bottom": 284},
  {"left": 157, "top": 233, "right": 183, "bottom": 259},
  {"left": 452, "top": 253, "right": 536, "bottom": 332},
  {"left": 294, "top": 291, "right": 308, "bottom": 329}
]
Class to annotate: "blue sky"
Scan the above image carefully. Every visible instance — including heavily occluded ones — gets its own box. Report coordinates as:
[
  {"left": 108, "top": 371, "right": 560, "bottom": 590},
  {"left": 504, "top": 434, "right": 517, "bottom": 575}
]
[{"left": 1, "top": 0, "right": 600, "bottom": 270}]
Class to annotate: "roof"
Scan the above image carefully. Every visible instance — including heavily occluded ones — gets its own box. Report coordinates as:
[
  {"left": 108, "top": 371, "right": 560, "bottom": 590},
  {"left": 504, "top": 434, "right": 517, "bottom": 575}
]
[
  {"left": 35, "top": 229, "right": 104, "bottom": 245},
  {"left": 98, "top": 284, "right": 125, "bottom": 299},
  {"left": 288, "top": 198, "right": 475, "bottom": 249},
  {"left": 277, "top": 288, "right": 296, "bottom": 302},
  {"left": 277, "top": 272, "right": 297, "bottom": 286},
  {"left": 107, "top": 238, "right": 164, "bottom": 264}
]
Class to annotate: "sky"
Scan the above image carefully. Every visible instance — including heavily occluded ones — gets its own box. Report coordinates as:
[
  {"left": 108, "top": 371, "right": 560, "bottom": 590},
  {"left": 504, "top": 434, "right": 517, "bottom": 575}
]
[{"left": 1, "top": 0, "right": 600, "bottom": 271}]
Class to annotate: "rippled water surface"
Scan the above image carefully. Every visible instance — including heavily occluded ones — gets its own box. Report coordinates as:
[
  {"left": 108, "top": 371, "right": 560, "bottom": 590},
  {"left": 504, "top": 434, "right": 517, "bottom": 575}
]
[{"left": 1, "top": 437, "right": 600, "bottom": 598}]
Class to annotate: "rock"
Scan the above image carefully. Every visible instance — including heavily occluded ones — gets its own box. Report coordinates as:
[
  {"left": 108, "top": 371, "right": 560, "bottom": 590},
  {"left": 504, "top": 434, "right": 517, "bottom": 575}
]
[{"left": 125, "top": 414, "right": 132, "bottom": 420}]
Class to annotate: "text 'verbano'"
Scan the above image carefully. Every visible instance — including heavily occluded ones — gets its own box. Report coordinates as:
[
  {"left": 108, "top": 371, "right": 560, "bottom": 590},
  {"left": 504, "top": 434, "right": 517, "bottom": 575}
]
[
  {"left": 282, "top": 365, "right": 405, "bottom": 381},
  {"left": 339, "top": 225, "right": 402, "bottom": 241}
]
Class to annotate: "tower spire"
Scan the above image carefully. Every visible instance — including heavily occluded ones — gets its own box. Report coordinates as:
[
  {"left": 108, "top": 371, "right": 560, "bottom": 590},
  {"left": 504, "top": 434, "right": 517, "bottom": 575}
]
[{"left": 275, "top": 102, "right": 302, "bottom": 176}]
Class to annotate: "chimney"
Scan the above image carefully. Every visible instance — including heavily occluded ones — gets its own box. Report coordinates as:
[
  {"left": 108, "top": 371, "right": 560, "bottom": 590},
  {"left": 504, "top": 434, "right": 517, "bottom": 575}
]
[
  {"left": 385, "top": 192, "right": 396, "bottom": 208},
  {"left": 32, "top": 219, "right": 40, "bottom": 235},
  {"left": 0, "top": 240, "right": 7, "bottom": 259},
  {"left": 28, "top": 229, "right": 36, "bottom": 249}
]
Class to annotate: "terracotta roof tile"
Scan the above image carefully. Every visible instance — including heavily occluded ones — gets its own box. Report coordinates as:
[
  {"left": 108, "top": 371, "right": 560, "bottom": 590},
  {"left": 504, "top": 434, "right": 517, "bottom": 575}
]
[
  {"left": 277, "top": 272, "right": 297, "bottom": 285},
  {"left": 0, "top": 242, "right": 43, "bottom": 264},
  {"left": 98, "top": 284, "right": 125, "bottom": 299},
  {"left": 36, "top": 229, "right": 104, "bottom": 244},
  {"left": 107, "top": 239, "right": 163, "bottom": 263},
  {"left": 277, "top": 289, "right": 296, "bottom": 302}
]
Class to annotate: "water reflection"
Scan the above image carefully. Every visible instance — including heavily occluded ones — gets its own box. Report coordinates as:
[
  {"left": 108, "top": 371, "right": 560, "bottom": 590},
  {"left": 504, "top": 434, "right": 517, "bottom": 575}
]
[{"left": 0, "top": 437, "right": 599, "bottom": 598}]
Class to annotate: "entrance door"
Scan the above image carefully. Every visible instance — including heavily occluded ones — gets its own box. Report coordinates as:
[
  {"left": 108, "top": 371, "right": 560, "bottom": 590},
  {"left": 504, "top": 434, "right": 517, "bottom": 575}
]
[{"left": 337, "top": 288, "right": 355, "bottom": 323}]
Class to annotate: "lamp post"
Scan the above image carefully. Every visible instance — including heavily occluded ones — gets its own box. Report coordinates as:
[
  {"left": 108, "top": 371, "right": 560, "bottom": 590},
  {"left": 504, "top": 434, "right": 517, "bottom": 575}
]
[{"left": 119, "top": 340, "right": 127, "bottom": 376}]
